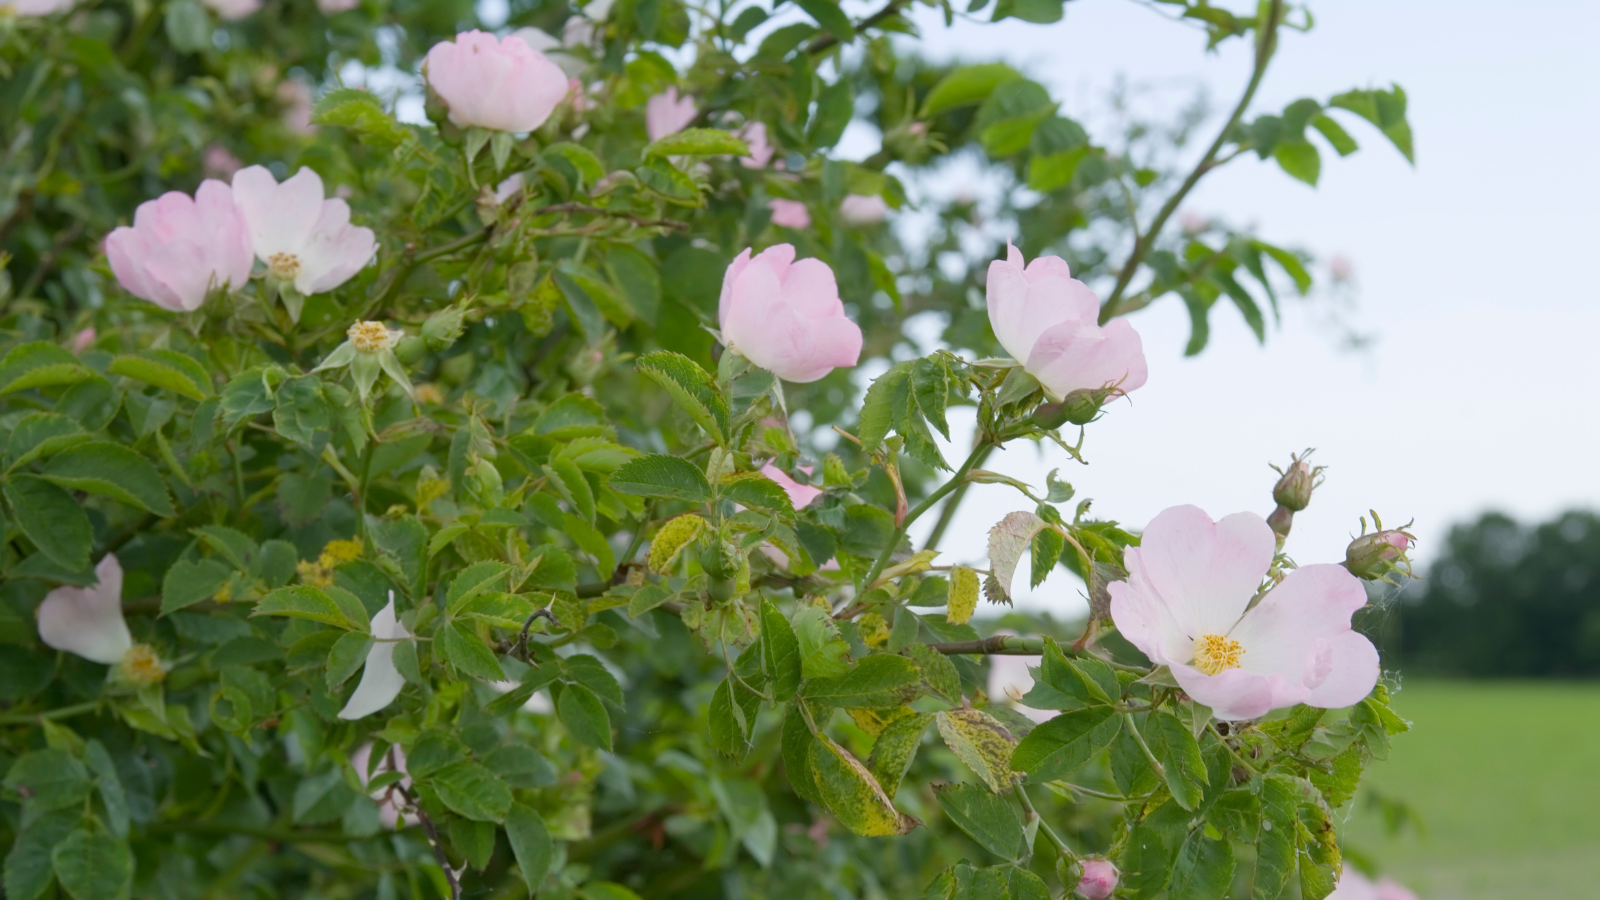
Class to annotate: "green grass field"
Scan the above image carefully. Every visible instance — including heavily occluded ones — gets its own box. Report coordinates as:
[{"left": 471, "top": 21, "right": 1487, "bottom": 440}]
[{"left": 1340, "top": 681, "right": 1600, "bottom": 899}]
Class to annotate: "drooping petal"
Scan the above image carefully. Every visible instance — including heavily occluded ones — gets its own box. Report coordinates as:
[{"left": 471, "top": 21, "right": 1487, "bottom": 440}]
[
  {"left": 1169, "top": 662, "right": 1287, "bottom": 722},
  {"left": 717, "top": 247, "right": 753, "bottom": 328},
  {"left": 338, "top": 594, "right": 413, "bottom": 720},
  {"left": 1106, "top": 563, "right": 1192, "bottom": 666},
  {"left": 295, "top": 199, "right": 377, "bottom": 294},
  {"left": 1130, "top": 506, "right": 1275, "bottom": 641},
  {"left": 1025, "top": 316, "right": 1148, "bottom": 400},
  {"left": 759, "top": 462, "right": 823, "bottom": 508},
  {"left": 37, "top": 555, "right": 132, "bottom": 665}
]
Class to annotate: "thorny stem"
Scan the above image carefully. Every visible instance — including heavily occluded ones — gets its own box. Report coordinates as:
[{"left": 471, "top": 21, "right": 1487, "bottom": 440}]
[
  {"left": 1098, "top": 0, "right": 1284, "bottom": 324},
  {"left": 394, "top": 776, "right": 461, "bottom": 900}
]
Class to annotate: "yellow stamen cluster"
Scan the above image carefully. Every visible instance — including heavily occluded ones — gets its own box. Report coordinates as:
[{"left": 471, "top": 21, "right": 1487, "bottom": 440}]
[
  {"left": 1193, "top": 633, "right": 1245, "bottom": 676},
  {"left": 118, "top": 644, "right": 166, "bottom": 686},
  {"left": 297, "top": 538, "right": 363, "bottom": 587},
  {"left": 267, "top": 251, "right": 302, "bottom": 279},
  {"left": 348, "top": 320, "right": 400, "bottom": 353}
]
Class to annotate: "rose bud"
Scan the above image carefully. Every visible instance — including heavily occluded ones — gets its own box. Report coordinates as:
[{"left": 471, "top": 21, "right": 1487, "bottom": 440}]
[
  {"left": 1344, "top": 514, "right": 1416, "bottom": 581},
  {"left": 1076, "top": 859, "right": 1119, "bottom": 899}
]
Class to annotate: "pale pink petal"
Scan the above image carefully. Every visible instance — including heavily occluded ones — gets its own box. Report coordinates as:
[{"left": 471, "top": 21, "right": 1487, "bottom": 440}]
[
  {"left": 838, "top": 193, "right": 889, "bottom": 225},
  {"left": 984, "top": 252, "right": 1035, "bottom": 361},
  {"left": 350, "top": 743, "right": 417, "bottom": 828},
  {"left": 233, "top": 166, "right": 326, "bottom": 258},
  {"left": 1077, "top": 859, "right": 1120, "bottom": 900},
  {"left": 1327, "top": 868, "right": 1379, "bottom": 900},
  {"left": 767, "top": 198, "right": 811, "bottom": 229},
  {"left": 38, "top": 555, "right": 131, "bottom": 665},
  {"left": 1131, "top": 506, "right": 1275, "bottom": 640},
  {"left": 759, "top": 462, "right": 823, "bottom": 508},
  {"left": 1107, "top": 564, "right": 1192, "bottom": 666},
  {"left": 1025, "top": 316, "right": 1148, "bottom": 400},
  {"left": 987, "top": 653, "right": 1052, "bottom": 724},
  {"left": 296, "top": 200, "right": 377, "bottom": 294},
  {"left": 426, "top": 31, "right": 568, "bottom": 132},
  {"left": 1170, "top": 662, "right": 1285, "bottom": 721},
  {"left": 739, "top": 121, "right": 773, "bottom": 168},
  {"left": 1374, "top": 878, "right": 1418, "bottom": 900},
  {"left": 721, "top": 245, "right": 857, "bottom": 382},
  {"left": 779, "top": 257, "right": 844, "bottom": 320},
  {"left": 717, "top": 247, "right": 754, "bottom": 327},
  {"left": 1228, "top": 564, "right": 1369, "bottom": 682},
  {"left": 338, "top": 594, "right": 413, "bottom": 720}
]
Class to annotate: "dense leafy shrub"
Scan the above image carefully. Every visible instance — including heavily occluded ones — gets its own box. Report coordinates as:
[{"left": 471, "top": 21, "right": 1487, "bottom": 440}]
[{"left": 0, "top": 0, "right": 1422, "bottom": 898}]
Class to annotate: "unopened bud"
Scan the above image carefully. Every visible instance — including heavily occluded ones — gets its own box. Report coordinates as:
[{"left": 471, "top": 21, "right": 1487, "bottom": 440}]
[
  {"left": 422, "top": 304, "right": 469, "bottom": 350},
  {"left": 1344, "top": 517, "right": 1416, "bottom": 581},
  {"left": 394, "top": 335, "right": 427, "bottom": 365},
  {"left": 1076, "top": 859, "right": 1119, "bottom": 900},
  {"left": 1271, "top": 452, "right": 1321, "bottom": 512}
]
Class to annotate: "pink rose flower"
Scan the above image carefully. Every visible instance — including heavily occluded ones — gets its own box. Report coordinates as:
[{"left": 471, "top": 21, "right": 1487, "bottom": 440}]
[
  {"left": 767, "top": 198, "right": 811, "bottom": 230},
  {"left": 1375, "top": 878, "right": 1419, "bottom": 900},
  {"left": 425, "top": 31, "right": 569, "bottom": 133},
  {"left": 105, "top": 180, "right": 254, "bottom": 312},
  {"left": 986, "top": 243, "right": 1147, "bottom": 402},
  {"left": 739, "top": 121, "right": 774, "bottom": 168},
  {"left": 203, "top": 0, "right": 261, "bottom": 20},
  {"left": 1327, "top": 867, "right": 1414, "bottom": 900},
  {"left": 718, "top": 245, "right": 862, "bottom": 383},
  {"left": 232, "top": 166, "right": 376, "bottom": 295},
  {"left": 759, "top": 462, "right": 822, "bottom": 508},
  {"left": 71, "top": 328, "right": 96, "bottom": 354},
  {"left": 1109, "top": 505, "right": 1381, "bottom": 721},
  {"left": 1076, "top": 859, "right": 1119, "bottom": 900},
  {"left": 646, "top": 87, "right": 697, "bottom": 141},
  {"left": 839, "top": 193, "right": 890, "bottom": 225}
]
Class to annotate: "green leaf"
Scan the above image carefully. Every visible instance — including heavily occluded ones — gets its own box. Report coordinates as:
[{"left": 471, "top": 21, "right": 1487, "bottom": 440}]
[
  {"left": 50, "top": 825, "right": 131, "bottom": 900},
  {"left": 922, "top": 63, "right": 1025, "bottom": 116},
  {"left": 809, "top": 734, "right": 919, "bottom": 836},
  {"left": 273, "top": 375, "right": 333, "bottom": 450},
  {"left": 4, "top": 810, "right": 76, "bottom": 900},
  {"left": 1148, "top": 711, "right": 1208, "bottom": 811},
  {"left": 1254, "top": 241, "right": 1313, "bottom": 294},
  {"left": 933, "top": 782, "right": 1024, "bottom": 860},
  {"left": 1274, "top": 140, "right": 1321, "bottom": 185},
  {"left": 253, "top": 586, "right": 366, "bottom": 630},
  {"left": 1253, "top": 775, "right": 1300, "bottom": 900},
  {"left": 5, "top": 413, "right": 87, "bottom": 469},
  {"left": 636, "top": 351, "right": 729, "bottom": 443},
  {"left": 1168, "top": 831, "right": 1236, "bottom": 900},
  {"left": 4, "top": 749, "right": 91, "bottom": 811},
  {"left": 1006, "top": 869, "right": 1051, "bottom": 900},
  {"left": 557, "top": 683, "right": 613, "bottom": 750},
  {"left": 793, "top": 605, "right": 851, "bottom": 679},
  {"left": 903, "top": 643, "right": 962, "bottom": 702},
  {"left": 1008, "top": 706, "right": 1120, "bottom": 782},
  {"left": 429, "top": 761, "right": 512, "bottom": 823},
  {"left": 794, "top": 0, "right": 855, "bottom": 39},
  {"left": 326, "top": 632, "right": 374, "bottom": 689},
  {"left": 160, "top": 558, "right": 233, "bottom": 614},
  {"left": 3, "top": 476, "right": 92, "bottom": 571},
  {"left": 803, "top": 654, "right": 921, "bottom": 708},
  {"left": 718, "top": 471, "right": 794, "bottom": 515},
  {"left": 608, "top": 454, "right": 711, "bottom": 503},
  {"left": 760, "top": 597, "right": 803, "bottom": 702},
  {"left": 1328, "top": 85, "right": 1414, "bottom": 163},
  {"left": 868, "top": 711, "right": 932, "bottom": 796},
  {"left": 935, "top": 708, "right": 1019, "bottom": 793},
  {"left": 312, "top": 88, "right": 411, "bottom": 149},
  {"left": 505, "top": 804, "right": 553, "bottom": 892},
  {"left": 0, "top": 343, "right": 93, "bottom": 395},
  {"left": 708, "top": 676, "right": 760, "bottom": 759},
  {"left": 41, "top": 442, "right": 174, "bottom": 517},
  {"left": 1025, "top": 638, "right": 1119, "bottom": 708},
  {"left": 1310, "top": 113, "right": 1358, "bottom": 156},
  {"left": 857, "top": 360, "right": 911, "bottom": 454},
  {"left": 107, "top": 350, "right": 211, "bottom": 400},
  {"left": 438, "top": 621, "right": 507, "bottom": 682},
  {"left": 644, "top": 127, "right": 750, "bottom": 159},
  {"left": 808, "top": 79, "right": 855, "bottom": 148},
  {"left": 82, "top": 742, "right": 129, "bottom": 839},
  {"left": 446, "top": 561, "right": 510, "bottom": 615},
  {"left": 1122, "top": 801, "right": 1190, "bottom": 900},
  {"left": 992, "top": 0, "right": 1064, "bottom": 23}
]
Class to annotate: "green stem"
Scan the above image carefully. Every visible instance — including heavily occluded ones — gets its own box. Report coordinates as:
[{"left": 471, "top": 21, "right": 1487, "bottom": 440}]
[
  {"left": 863, "top": 440, "right": 991, "bottom": 587},
  {"left": 1098, "top": 0, "right": 1283, "bottom": 323},
  {"left": 1122, "top": 711, "right": 1167, "bottom": 777},
  {"left": 922, "top": 444, "right": 995, "bottom": 551},
  {"left": 0, "top": 700, "right": 102, "bottom": 725},
  {"left": 1017, "top": 785, "right": 1076, "bottom": 861}
]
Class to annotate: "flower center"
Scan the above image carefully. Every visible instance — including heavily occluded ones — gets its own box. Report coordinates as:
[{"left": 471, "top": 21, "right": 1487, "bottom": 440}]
[
  {"left": 268, "top": 251, "right": 302, "bottom": 278},
  {"left": 1193, "top": 634, "right": 1245, "bottom": 676},
  {"left": 118, "top": 644, "right": 166, "bottom": 686},
  {"left": 348, "top": 320, "right": 398, "bottom": 353}
]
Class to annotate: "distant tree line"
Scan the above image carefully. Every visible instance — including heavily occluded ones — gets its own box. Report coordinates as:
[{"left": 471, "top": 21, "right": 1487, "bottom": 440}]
[{"left": 1363, "top": 510, "right": 1600, "bottom": 677}]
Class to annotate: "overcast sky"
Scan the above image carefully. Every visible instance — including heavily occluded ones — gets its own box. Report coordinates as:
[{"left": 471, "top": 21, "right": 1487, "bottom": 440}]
[{"left": 878, "top": 0, "right": 1600, "bottom": 613}]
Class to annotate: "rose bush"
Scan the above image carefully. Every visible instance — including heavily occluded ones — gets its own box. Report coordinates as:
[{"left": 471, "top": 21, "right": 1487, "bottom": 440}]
[{"left": 0, "top": 0, "right": 1423, "bottom": 898}]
